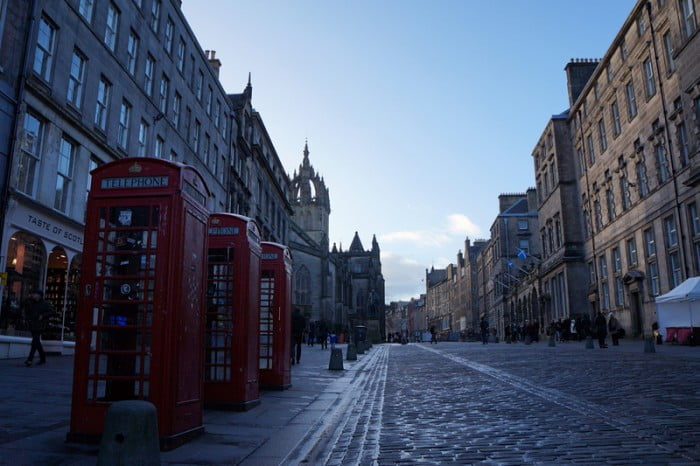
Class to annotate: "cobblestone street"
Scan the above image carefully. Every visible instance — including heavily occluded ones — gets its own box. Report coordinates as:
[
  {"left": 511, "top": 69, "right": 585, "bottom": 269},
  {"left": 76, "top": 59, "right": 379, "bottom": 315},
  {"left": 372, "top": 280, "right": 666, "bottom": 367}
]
[{"left": 307, "top": 341, "right": 700, "bottom": 465}]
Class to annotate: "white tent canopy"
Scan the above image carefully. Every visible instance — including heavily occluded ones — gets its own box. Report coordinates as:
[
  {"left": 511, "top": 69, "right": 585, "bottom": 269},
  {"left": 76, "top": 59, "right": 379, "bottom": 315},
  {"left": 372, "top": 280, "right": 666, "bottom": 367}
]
[{"left": 655, "top": 277, "right": 700, "bottom": 338}]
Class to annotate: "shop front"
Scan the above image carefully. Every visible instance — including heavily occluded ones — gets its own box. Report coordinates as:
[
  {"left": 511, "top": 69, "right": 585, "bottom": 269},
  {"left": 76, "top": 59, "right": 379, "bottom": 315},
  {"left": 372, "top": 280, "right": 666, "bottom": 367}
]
[{"left": 0, "top": 200, "right": 84, "bottom": 357}]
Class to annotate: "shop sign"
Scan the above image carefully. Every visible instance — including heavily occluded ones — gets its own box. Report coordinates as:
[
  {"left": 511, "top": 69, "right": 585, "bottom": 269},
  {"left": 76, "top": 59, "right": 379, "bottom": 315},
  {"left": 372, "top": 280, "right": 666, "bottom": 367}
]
[{"left": 13, "top": 207, "right": 84, "bottom": 248}]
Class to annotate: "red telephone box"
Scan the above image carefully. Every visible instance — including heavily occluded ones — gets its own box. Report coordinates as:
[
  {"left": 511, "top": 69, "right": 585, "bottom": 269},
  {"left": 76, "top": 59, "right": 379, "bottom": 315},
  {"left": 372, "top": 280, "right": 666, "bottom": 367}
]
[
  {"left": 259, "top": 242, "right": 292, "bottom": 390},
  {"left": 68, "top": 158, "right": 210, "bottom": 449},
  {"left": 205, "top": 213, "right": 261, "bottom": 410}
]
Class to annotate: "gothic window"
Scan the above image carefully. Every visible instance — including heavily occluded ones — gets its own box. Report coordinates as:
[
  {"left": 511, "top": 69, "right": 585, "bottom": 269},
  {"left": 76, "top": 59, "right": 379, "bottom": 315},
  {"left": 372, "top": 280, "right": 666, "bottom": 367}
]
[{"left": 294, "top": 266, "right": 310, "bottom": 305}]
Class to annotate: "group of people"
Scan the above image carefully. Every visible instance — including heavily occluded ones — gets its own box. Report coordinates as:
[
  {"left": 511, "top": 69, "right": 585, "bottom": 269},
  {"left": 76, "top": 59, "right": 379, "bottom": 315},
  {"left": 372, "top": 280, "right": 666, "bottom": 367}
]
[
  {"left": 549, "top": 312, "right": 624, "bottom": 348},
  {"left": 290, "top": 309, "right": 339, "bottom": 365}
]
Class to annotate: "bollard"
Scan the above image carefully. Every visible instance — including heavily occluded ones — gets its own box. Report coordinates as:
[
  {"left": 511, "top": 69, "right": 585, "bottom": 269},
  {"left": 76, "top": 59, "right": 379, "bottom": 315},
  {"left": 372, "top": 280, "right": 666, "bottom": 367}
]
[
  {"left": 346, "top": 343, "right": 357, "bottom": 361},
  {"left": 644, "top": 336, "right": 656, "bottom": 353},
  {"left": 548, "top": 333, "right": 556, "bottom": 347},
  {"left": 328, "top": 347, "right": 344, "bottom": 370},
  {"left": 585, "top": 336, "right": 594, "bottom": 349},
  {"left": 356, "top": 341, "right": 366, "bottom": 355},
  {"left": 97, "top": 400, "right": 160, "bottom": 466}
]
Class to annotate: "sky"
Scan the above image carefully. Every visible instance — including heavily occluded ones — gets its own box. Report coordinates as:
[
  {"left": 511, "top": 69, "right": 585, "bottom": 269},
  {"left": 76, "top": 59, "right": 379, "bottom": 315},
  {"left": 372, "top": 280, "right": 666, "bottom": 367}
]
[{"left": 181, "top": 0, "right": 637, "bottom": 303}]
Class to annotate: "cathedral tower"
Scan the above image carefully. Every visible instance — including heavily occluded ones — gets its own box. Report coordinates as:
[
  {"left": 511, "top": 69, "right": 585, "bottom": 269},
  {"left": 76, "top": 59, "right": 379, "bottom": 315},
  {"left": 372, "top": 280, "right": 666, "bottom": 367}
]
[{"left": 290, "top": 142, "right": 330, "bottom": 246}]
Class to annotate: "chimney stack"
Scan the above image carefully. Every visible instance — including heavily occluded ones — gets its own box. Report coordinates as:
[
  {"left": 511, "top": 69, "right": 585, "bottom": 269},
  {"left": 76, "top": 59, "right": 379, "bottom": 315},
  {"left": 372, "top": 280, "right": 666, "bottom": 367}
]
[{"left": 205, "top": 50, "right": 222, "bottom": 79}]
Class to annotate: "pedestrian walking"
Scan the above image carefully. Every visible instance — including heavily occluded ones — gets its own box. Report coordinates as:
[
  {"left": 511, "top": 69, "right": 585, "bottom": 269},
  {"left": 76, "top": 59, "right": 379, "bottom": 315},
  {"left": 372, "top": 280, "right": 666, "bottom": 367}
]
[
  {"left": 24, "top": 290, "right": 52, "bottom": 367},
  {"left": 480, "top": 317, "right": 489, "bottom": 345},
  {"left": 594, "top": 311, "right": 608, "bottom": 348},
  {"left": 291, "top": 308, "right": 306, "bottom": 364},
  {"left": 608, "top": 313, "right": 621, "bottom": 346},
  {"left": 318, "top": 322, "right": 328, "bottom": 350},
  {"left": 430, "top": 325, "right": 437, "bottom": 344}
]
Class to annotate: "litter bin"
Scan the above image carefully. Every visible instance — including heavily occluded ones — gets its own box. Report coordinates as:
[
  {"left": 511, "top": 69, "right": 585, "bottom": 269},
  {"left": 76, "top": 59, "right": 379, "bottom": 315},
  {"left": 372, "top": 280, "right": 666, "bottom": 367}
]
[{"left": 354, "top": 325, "right": 367, "bottom": 344}]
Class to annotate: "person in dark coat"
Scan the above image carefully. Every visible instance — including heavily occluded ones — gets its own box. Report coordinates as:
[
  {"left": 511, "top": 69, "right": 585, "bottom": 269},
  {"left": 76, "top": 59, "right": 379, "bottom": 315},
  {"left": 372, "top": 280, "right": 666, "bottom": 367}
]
[
  {"left": 430, "top": 326, "right": 437, "bottom": 344},
  {"left": 24, "top": 290, "right": 52, "bottom": 366},
  {"left": 608, "top": 313, "right": 621, "bottom": 346},
  {"left": 291, "top": 308, "right": 306, "bottom": 364},
  {"left": 594, "top": 311, "right": 608, "bottom": 348},
  {"left": 480, "top": 317, "right": 489, "bottom": 345}
]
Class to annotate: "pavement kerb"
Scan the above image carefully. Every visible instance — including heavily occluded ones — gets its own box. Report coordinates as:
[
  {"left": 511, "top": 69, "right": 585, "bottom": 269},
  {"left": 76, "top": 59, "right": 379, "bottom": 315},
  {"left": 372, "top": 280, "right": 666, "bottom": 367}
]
[{"left": 276, "top": 345, "right": 387, "bottom": 466}]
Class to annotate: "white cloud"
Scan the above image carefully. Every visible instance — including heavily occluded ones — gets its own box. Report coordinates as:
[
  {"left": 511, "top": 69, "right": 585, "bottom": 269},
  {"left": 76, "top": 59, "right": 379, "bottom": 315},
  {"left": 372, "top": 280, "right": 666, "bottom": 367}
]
[
  {"left": 381, "top": 252, "right": 427, "bottom": 302},
  {"left": 379, "top": 213, "right": 482, "bottom": 249},
  {"left": 446, "top": 213, "right": 481, "bottom": 237},
  {"left": 379, "top": 230, "right": 452, "bottom": 248}
]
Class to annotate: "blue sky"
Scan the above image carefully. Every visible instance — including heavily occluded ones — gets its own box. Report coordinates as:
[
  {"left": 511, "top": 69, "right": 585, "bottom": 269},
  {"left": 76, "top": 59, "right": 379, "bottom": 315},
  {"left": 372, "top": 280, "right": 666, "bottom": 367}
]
[{"left": 181, "top": 0, "right": 637, "bottom": 302}]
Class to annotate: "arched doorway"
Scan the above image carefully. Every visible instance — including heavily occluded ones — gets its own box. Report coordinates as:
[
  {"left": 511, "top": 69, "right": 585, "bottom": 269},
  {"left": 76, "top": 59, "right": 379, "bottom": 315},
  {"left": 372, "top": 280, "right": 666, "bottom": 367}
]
[
  {"left": 45, "top": 246, "right": 68, "bottom": 340},
  {"left": 2, "top": 231, "right": 46, "bottom": 333}
]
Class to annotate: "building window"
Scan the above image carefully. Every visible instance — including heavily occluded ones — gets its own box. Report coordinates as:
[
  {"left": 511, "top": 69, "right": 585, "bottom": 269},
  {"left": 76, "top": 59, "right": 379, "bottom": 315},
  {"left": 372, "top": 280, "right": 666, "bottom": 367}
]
[
  {"left": 637, "top": 15, "right": 647, "bottom": 36},
  {"left": 117, "top": 100, "right": 131, "bottom": 149},
  {"left": 104, "top": 3, "right": 119, "bottom": 52},
  {"left": 663, "top": 31, "right": 676, "bottom": 73},
  {"left": 656, "top": 141, "right": 670, "bottom": 183},
  {"left": 94, "top": 76, "right": 111, "bottom": 131},
  {"left": 606, "top": 64, "right": 613, "bottom": 83},
  {"left": 17, "top": 112, "right": 44, "bottom": 196},
  {"left": 33, "top": 16, "right": 56, "bottom": 81},
  {"left": 611, "top": 101, "right": 621, "bottom": 136},
  {"left": 159, "top": 74, "right": 169, "bottom": 114},
  {"left": 636, "top": 160, "right": 649, "bottom": 198},
  {"left": 615, "top": 277, "right": 625, "bottom": 306},
  {"left": 600, "top": 254, "right": 608, "bottom": 279},
  {"left": 627, "top": 238, "right": 638, "bottom": 267},
  {"left": 583, "top": 209, "right": 591, "bottom": 239},
  {"left": 214, "top": 99, "right": 221, "bottom": 128},
  {"left": 677, "top": 123, "right": 690, "bottom": 167},
  {"left": 550, "top": 162, "right": 557, "bottom": 186},
  {"left": 518, "top": 219, "right": 528, "bottom": 230},
  {"left": 519, "top": 239, "right": 530, "bottom": 254},
  {"left": 126, "top": 30, "right": 138, "bottom": 76},
  {"left": 689, "top": 202, "right": 700, "bottom": 237},
  {"left": 155, "top": 135, "right": 164, "bottom": 158},
  {"left": 196, "top": 70, "right": 203, "bottom": 101},
  {"left": 598, "top": 118, "right": 608, "bottom": 152},
  {"left": 206, "top": 86, "right": 213, "bottom": 115},
  {"left": 594, "top": 198, "right": 603, "bottom": 231},
  {"left": 164, "top": 17, "right": 174, "bottom": 55},
  {"left": 222, "top": 114, "right": 228, "bottom": 140},
  {"left": 664, "top": 216, "right": 679, "bottom": 248},
  {"left": 644, "top": 228, "right": 657, "bottom": 258},
  {"left": 680, "top": 0, "right": 697, "bottom": 38},
  {"left": 626, "top": 80, "right": 638, "bottom": 119},
  {"left": 55, "top": 137, "right": 75, "bottom": 212},
  {"left": 78, "top": 0, "right": 94, "bottom": 22},
  {"left": 587, "top": 134, "right": 595, "bottom": 164},
  {"left": 66, "top": 49, "right": 86, "bottom": 108},
  {"left": 137, "top": 120, "right": 149, "bottom": 157},
  {"left": 668, "top": 250, "right": 682, "bottom": 288},
  {"left": 150, "top": 0, "right": 161, "bottom": 33},
  {"left": 643, "top": 58, "right": 656, "bottom": 98},
  {"left": 177, "top": 38, "right": 185, "bottom": 73},
  {"left": 589, "top": 261, "right": 595, "bottom": 284},
  {"left": 612, "top": 247, "right": 622, "bottom": 273},
  {"left": 193, "top": 119, "right": 200, "bottom": 153},
  {"left": 144, "top": 54, "right": 155, "bottom": 97},
  {"left": 620, "top": 40, "right": 628, "bottom": 61},
  {"left": 648, "top": 261, "right": 660, "bottom": 296},
  {"left": 555, "top": 219, "right": 562, "bottom": 248},
  {"left": 172, "top": 92, "right": 181, "bottom": 129},
  {"left": 606, "top": 188, "right": 616, "bottom": 222},
  {"left": 620, "top": 172, "right": 632, "bottom": 211},
  {"left": 203, "top": 133, "right": 211, "bottom": 166}
]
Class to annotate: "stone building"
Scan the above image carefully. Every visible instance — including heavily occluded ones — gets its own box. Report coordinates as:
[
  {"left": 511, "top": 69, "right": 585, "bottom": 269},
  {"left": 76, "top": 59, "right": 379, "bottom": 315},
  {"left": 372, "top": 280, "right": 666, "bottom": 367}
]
[
  {"left": 481, "top": 191, "right": 540, "bottom": 337},
  {"left": 0, "top": 0, "right": 237, "bottom": 343},
  {"left": 532, "top": 113, "right": 589, "bottom": 325},
  {"left": 563, "top": 0, "right": 700, "bottom": 336},
  {"left": 331, "top": 232, "right": 385, "bottom": 342}
]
